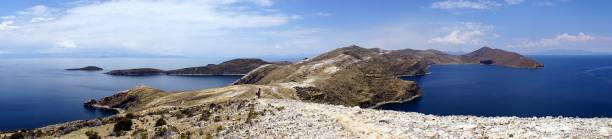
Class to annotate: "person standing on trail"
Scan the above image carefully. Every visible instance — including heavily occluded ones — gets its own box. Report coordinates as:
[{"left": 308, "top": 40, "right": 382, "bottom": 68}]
[{"left": 256, "top": 88, "right": 261, "bottom": 99}]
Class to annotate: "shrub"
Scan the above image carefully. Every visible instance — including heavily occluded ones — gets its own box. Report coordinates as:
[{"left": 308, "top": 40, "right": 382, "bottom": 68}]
[
  {"left": 155, "top": 118, "right": 167, "bottom": 127},
  {"left": 213, "top": 116, "right": 221, "bottom": 122},
  {"left": 113, "top": 118, "right": 133, "bottom": 133},
  {"left": 179, "top": 131, "right": 192, "bottom": 139},
  {"left": 85, "top": 130, "right": 100, "bottom": 139},
  {"left": 9, "top": 132, "right": 26, "bottom": 139},
  {"left": 155, "top": 127, "right": 169, "bottom": 137},
  {"left": 275, "top": 106, "right": 285, "bottom": 111},
  {"left": 246, "top": 105, "right": 260, "bottom": 124},
  {"left": 131, "top": 129, "right": 148, "bottom": 139},
  {"left": 200, "top": 110, "right": 212, "bottom": 121},
  {"left": 125, "top": 113, "right": 136, "bottom": 119},
  {"left": 216, "top": 125, "right": 223, "bottom": 132}
]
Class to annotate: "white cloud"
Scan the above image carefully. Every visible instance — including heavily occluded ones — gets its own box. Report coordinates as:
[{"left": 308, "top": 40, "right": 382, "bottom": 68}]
[
  {"left": 428, "top": 22, "right": 495, "bottom": 45},
  {"left": 429, "top": 30, "right": 485, "bottom": 44},
  {"left": 58, "top": 40, "right": 78, "bottom": 48},
  {"left": 0, "top": 0, "right": 309, "bottom": 56},
  {"left": 431, "top": 0, "right": 501, "bottom": 10},
  {"left": 314, "top": 12, "right": 332, "bottom": 17},
  {"left": 511, "top": 32, "right": 595, "bottom": 47},
  {"left": 17, "top": 5, "right": 52, "bottom": 16},
  {"left": 1, "top": 15, "right": 16, "bottom": 20},
  {"left": 30, "top": 17, "right": 55, "bottom": 23},
  {"left": 250, "top": 0, "right": 273, "bottom": 7},
  {"left": 0, "top": 21, "right": 19, "bottom": 30},
  {"left": 533, "top": 0, "right": 572, "bottom": 7},
  {"left": 505, "top": 0, "right": 526, "bottom": 5}
]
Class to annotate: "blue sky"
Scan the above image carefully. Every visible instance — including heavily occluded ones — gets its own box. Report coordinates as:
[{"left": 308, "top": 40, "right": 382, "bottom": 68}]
[{"left": 1, "top": 0, "right": 611, "bottom": 58}]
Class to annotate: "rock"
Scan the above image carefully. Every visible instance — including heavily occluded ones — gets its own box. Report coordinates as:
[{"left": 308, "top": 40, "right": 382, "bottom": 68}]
[
  {"left": 65, "top": 66, "right": 103, "bottom": 71},
  {"left": 83, "top": 99, "right": 97, "bottom": 109},
  {"left": 479, "top": 60, "right": 494, "bottom": 65},
  {"left": 104, "top": 68, "right": 166, "bottom": 76}
]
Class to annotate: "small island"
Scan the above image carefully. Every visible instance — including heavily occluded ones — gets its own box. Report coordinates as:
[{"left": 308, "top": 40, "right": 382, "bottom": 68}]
[
  {"left": 65, "top": 66, "right": 104, "bottom": 71},
  {"left": 104, "top": 68, "right": 165, "bottom": 76}
]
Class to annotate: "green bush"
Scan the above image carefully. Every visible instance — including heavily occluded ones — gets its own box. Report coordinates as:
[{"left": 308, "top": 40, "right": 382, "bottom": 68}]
[
  {"left": 213, "top": 116, "right": 221, "bottom": 122},
  {"left": 113, "top": 118, "right": 133, "bottom": 133},
  {"left": 179, "top": 131, "right": 192, "bottom": 139},
  {"left": 85, "top": 130, "right": 101, "bottom": 139},
  {"left": 125, "top": 113, "right": 136, "bottom": 119},
  {"left": 9, "top": 132, "right": 26, "bottom": 139},
  {"left": 155, "top": 127, "right": 169, "bottom": 137},
  {"left": 131, "top": 129, "right": 148, "bottom": 139},
  {"left": 155, "top": 118, "right": 167, "bottom": 127},
  {"left": 200, "top": 110, "right": 212, "bottom": 121}
]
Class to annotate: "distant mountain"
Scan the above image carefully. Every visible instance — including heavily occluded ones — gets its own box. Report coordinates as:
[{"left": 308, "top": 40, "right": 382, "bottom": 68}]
[{"left": 527, "top": 49, "right": 612, "bottom": 55}]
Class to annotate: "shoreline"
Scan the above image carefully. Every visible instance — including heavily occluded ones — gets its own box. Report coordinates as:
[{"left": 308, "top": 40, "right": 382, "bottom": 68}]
[
  {"left": 368, "top": 94, "right": 422, "bottom": 109},
  {"left": 167, "top": 74, "right": 246, "bottom": 76}
]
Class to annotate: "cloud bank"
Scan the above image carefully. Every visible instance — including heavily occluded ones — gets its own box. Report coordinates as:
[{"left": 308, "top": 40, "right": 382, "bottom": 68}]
[
  {"left": 0, "top": 0, "right": 320, "bottom": 57},
  {"left": 511, "top": 33, "right": 595, "bottom": 48},
  {"left": 428, "top": 22, "right": 496, "bottom": 46}
]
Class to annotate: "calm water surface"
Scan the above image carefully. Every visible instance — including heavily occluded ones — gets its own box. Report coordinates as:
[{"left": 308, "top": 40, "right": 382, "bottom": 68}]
[
  {"left": 381, "top": 55, "right": 612, "bottom": 118},
  {"left": 0, "top": 58, "right": 241, "bottom": 131}
]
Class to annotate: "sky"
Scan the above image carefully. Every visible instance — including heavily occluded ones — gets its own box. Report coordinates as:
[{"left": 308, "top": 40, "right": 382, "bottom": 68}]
[{"left": 1, "top": 0, "right": 611, "bottom": 58}]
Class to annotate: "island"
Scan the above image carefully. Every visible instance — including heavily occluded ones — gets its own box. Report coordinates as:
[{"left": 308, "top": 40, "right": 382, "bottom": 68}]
[
  {"left": 65, "top": 66, "right": 103, "bottom": 71},
  {"left": 104, "top": 68, "right": 165, "bottom": 76},
  {"left": 104, "top": 58, "right": 279, "bottom": 76},
  {"left": 7, "top": 46, "right": 609, "bottom": 139},
  {"left": 166, "top": 58, "right": 271, "bottom": 75}
]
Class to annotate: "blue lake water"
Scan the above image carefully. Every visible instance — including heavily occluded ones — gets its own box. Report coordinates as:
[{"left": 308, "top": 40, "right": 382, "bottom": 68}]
[
  {"left": 381, "top": 55, "right": 612, "bottom": 118},
  {"left": 0, "top": 58, "right": 241, "bottom": 131}
]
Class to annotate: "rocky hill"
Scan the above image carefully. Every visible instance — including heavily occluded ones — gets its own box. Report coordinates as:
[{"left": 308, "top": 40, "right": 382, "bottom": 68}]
[{"left": 234, "top": 46, "right": 421, "bottom": 107}]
